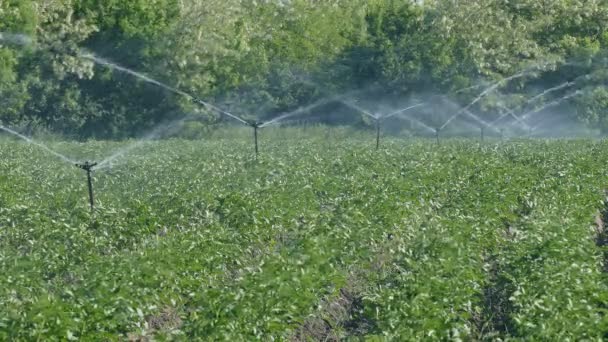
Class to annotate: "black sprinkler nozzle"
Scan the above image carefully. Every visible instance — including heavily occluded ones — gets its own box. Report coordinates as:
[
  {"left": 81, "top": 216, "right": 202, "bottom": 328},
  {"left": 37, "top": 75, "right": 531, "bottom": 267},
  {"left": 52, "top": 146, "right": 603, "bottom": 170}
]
[
  {"left": 76, "top": 161, "right": 98, "bottom": 171},
  {"left": 247, "top": 120, "right": 262, "bottom": 128}
]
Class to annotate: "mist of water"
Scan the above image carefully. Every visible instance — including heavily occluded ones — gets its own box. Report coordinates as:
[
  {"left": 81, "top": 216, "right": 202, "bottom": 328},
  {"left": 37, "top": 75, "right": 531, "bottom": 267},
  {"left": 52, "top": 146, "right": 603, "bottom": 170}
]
[
  {"left": 526, "top": 81, "right": 574, "bottom": 104},
  {"left": 342, "top": 101, "right": 378, "bottom": 120},
  {"left": 520, "top": 90, "right": 583, "bottom": 122},
  {"left": 439, "top": 71, "right": 531, "bottom": 130},
  {"left": 462, "top": 109, "right": 500, "bottom": 133},
  {"left": 395, "top": 114, "right": 435, "bottom": 133},
  {"left": 495, "top": 103, "right": 529, "bottom": 129},
  {"left": 82, "top": 53, "right": 249, "bottom": 125},
  {"left": 0, "top": 32, "right": 32, "bottom": 45},
  {"left": 260, "top": 94, "right": 348, "bottom": 128},
  {"left": 383, "top": 103, "right": 425, "bottom": 119},
  {"left": 452, "top": 82, "right": 487, "bottom": 94},
  {"left": 0, "top": 125, "right": 76, "bottom": 164},
  {"left": 467, "top": 72, "right": 529, "bottom": 108},
  {"left": 94, "top": 118, "right": 188, "bottom": 170},
  {"left": 489, "top": 112, "right": 510, "bottom": 127}
]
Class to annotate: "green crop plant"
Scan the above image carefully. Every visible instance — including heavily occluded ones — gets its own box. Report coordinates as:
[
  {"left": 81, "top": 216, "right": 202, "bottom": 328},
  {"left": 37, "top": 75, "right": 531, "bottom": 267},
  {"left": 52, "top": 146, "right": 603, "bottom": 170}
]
[{"left": 1, "top": 134, "right": 608, "bottom": 340}]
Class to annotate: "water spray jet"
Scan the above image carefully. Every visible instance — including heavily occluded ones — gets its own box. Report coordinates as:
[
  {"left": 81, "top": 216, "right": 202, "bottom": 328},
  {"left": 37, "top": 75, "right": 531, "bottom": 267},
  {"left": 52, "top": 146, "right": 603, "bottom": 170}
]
[
  {"left": 75, "top": 161, "right": 97, "bottom": 211},
  {"left": 0, "top": 125, "right": 76, "bottom": 164}
]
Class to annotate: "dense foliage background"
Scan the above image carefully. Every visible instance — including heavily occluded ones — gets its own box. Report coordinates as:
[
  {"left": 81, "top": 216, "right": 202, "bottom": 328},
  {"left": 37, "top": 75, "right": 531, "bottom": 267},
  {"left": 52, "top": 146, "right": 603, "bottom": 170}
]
[{"left": 1, "top": 0, "right": 608, "bottom": 138}]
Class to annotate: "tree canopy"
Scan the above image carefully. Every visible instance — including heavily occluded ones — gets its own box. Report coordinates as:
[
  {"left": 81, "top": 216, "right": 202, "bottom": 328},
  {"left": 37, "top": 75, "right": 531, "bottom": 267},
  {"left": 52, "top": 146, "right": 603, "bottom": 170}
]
[{"left": 1, "top": 0, "right": 608, "bottom": 138}]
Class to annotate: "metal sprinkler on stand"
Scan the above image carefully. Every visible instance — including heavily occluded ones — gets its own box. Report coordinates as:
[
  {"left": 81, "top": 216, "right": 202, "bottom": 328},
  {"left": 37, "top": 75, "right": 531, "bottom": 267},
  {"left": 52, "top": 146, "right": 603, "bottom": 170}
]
[
  {"left": 76, "top": 161, "right": 97, "bottom": 211},
  {"left": 434, "top": 127, "right": 441, "bottom": 145},
  {"left": 375, "top": 117, "right": 381, "bottom": 150},
  {"left": 247, "top": 120, "right": 262, "bottom": 158},
  {"left": 500, "top": 128, "right": 505, "bottom": 141},
  {"left": 480, "top": 125, "right": 485, "bottom": 142}
]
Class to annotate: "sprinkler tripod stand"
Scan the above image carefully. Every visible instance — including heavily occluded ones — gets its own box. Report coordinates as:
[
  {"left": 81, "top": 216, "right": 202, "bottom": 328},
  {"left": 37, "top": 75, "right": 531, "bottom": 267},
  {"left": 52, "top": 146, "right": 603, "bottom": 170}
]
[
  {"left": 480, "top": 126, "right": 485, "bottom": 142},
  {"left": 247, "top": 121, "right": 262, "bottom": 159},
  {"left": 76, "top": 161, "right": 97, "bottom": 211},
  {"left": 500, "top": 128, "right": 505, "bottom": 141}
]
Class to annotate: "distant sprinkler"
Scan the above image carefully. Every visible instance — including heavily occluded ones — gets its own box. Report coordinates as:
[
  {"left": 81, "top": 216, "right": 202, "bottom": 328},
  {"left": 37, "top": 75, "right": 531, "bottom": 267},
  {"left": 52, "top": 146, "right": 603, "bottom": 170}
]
[
  {"left": 480, "top": 126, "right": 485, "bottom": 142},
  {"left": 434, "top": 127, "right": 441, "bottom": 145},
  {"left": 500, "top": 128, "right": 505, "bottom": 141},
  {"left": 247, "top": 120, "right": 263, "bottom": 158},
  {"left": 375, "top": 117, "right": 381, "bottom": 150},
  {"left": 75, "top": 161, "right": 97, "bottom": 211}
]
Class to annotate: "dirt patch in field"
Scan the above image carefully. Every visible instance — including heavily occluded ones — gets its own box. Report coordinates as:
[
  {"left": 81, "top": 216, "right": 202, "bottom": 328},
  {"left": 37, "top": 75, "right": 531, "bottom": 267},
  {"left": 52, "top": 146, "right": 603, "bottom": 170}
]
[
  {"left": 593, "top": 190, "right": 608, "bottom": 272},
  {"left": 473, "top": 254, "right": 516, "bottom": 340},
  {"left": 291, "top": 286, "right": 377, "bottom": 341},
  {"left": 127, "top": 306, "right": 183, "bottom": 341}
]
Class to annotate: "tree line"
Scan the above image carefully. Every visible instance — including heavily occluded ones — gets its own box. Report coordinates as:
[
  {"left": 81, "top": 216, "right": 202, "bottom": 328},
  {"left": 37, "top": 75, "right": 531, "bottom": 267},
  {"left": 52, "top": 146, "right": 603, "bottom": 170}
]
[{"left": 1, "top": 0, "right": 608, "bottom": 138}]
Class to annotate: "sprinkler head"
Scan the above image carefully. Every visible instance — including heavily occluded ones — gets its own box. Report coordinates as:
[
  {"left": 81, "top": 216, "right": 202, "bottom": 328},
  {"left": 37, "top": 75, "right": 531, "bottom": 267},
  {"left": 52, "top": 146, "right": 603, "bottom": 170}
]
[
  {"left": 76, "top": 161, "right": 98, "bottom": 171},
  {"left": 247, "top": 120, "right": 262, "bottom": 128}
]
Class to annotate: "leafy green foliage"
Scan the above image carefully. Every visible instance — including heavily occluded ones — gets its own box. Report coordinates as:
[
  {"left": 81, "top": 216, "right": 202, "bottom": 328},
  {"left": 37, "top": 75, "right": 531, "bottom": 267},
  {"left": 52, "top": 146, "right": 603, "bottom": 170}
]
[
  {"left": 2, "top": 1, "right": 608, "bottom": 136},
  {"left": 1, "top": 132, "right": 608, "bottom": 339}
]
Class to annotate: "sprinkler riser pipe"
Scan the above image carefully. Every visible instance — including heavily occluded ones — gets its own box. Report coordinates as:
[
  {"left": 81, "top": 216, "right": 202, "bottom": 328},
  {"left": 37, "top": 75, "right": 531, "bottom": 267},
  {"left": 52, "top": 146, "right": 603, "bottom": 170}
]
[
  {"left": 375, "top": 120, "right": 380, "bottom": 150},
  {"left": 86, "top": 169, "right": 94, "bottom": 211},
  {"left": 76, "top": 161, "right": 97, "bottom": 212},
  {"left": 254, "top": 126, "right": 259, "bottom": 158}
]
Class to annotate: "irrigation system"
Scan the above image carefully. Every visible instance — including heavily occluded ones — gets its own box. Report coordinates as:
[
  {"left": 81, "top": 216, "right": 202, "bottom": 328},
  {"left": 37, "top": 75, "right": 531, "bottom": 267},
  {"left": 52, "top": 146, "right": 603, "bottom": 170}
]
[
  {"left": 342, "top": 101, "right": 426, "bottom": 149},
  {"left": 0, "top": 64, "right": 582, "bottom": 208},
  {"left": 0, "top": 45, "right": 595, "bottom": 208}
]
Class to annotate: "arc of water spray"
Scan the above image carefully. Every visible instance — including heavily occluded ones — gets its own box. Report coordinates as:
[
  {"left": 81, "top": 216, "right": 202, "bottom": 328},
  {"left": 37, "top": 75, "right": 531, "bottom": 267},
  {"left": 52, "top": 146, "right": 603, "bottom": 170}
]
[
  {"left": 520, "top": 90, "right": 583, "bottom": 122},
  {"left": 394, "top": 114, "right": 436, "bottom": 134},
  {"left": 94, "top": 117, "right": 189, "bottom": 170},
  {"left": 383, "top": 103, "right": 426, "bottom": 119},
  {"left": 489, "top": 112, "right": 510, "bottom": 127},
  {"left": 81, "top": 53, "right": 249, "bottom": 125},
  {"left": 451, "top": 82, "right": 488, "bottom": 94},
  {"left": 0, "top": 125, "right": 77, "bottom": 164},
  {"left": 526, "top": 81, "right": 574, "bottom": 104},
  {"left": 494, "top": 103, "right": 530, "bottom": 129},
  {"left": 260, "top": 94, "right": 349, "bottom": 128},
  {"left": 489, "top": 111, "right": 527, "bottom": 131},
  {"left": 440, "top": 71, "right": 533, "bottom": 130},
  {"left": 342, "top": 101, "right": 378, "bottom": 120},
  {"left": 462, "top": 109, "right": 500, "bottom": 132}
]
